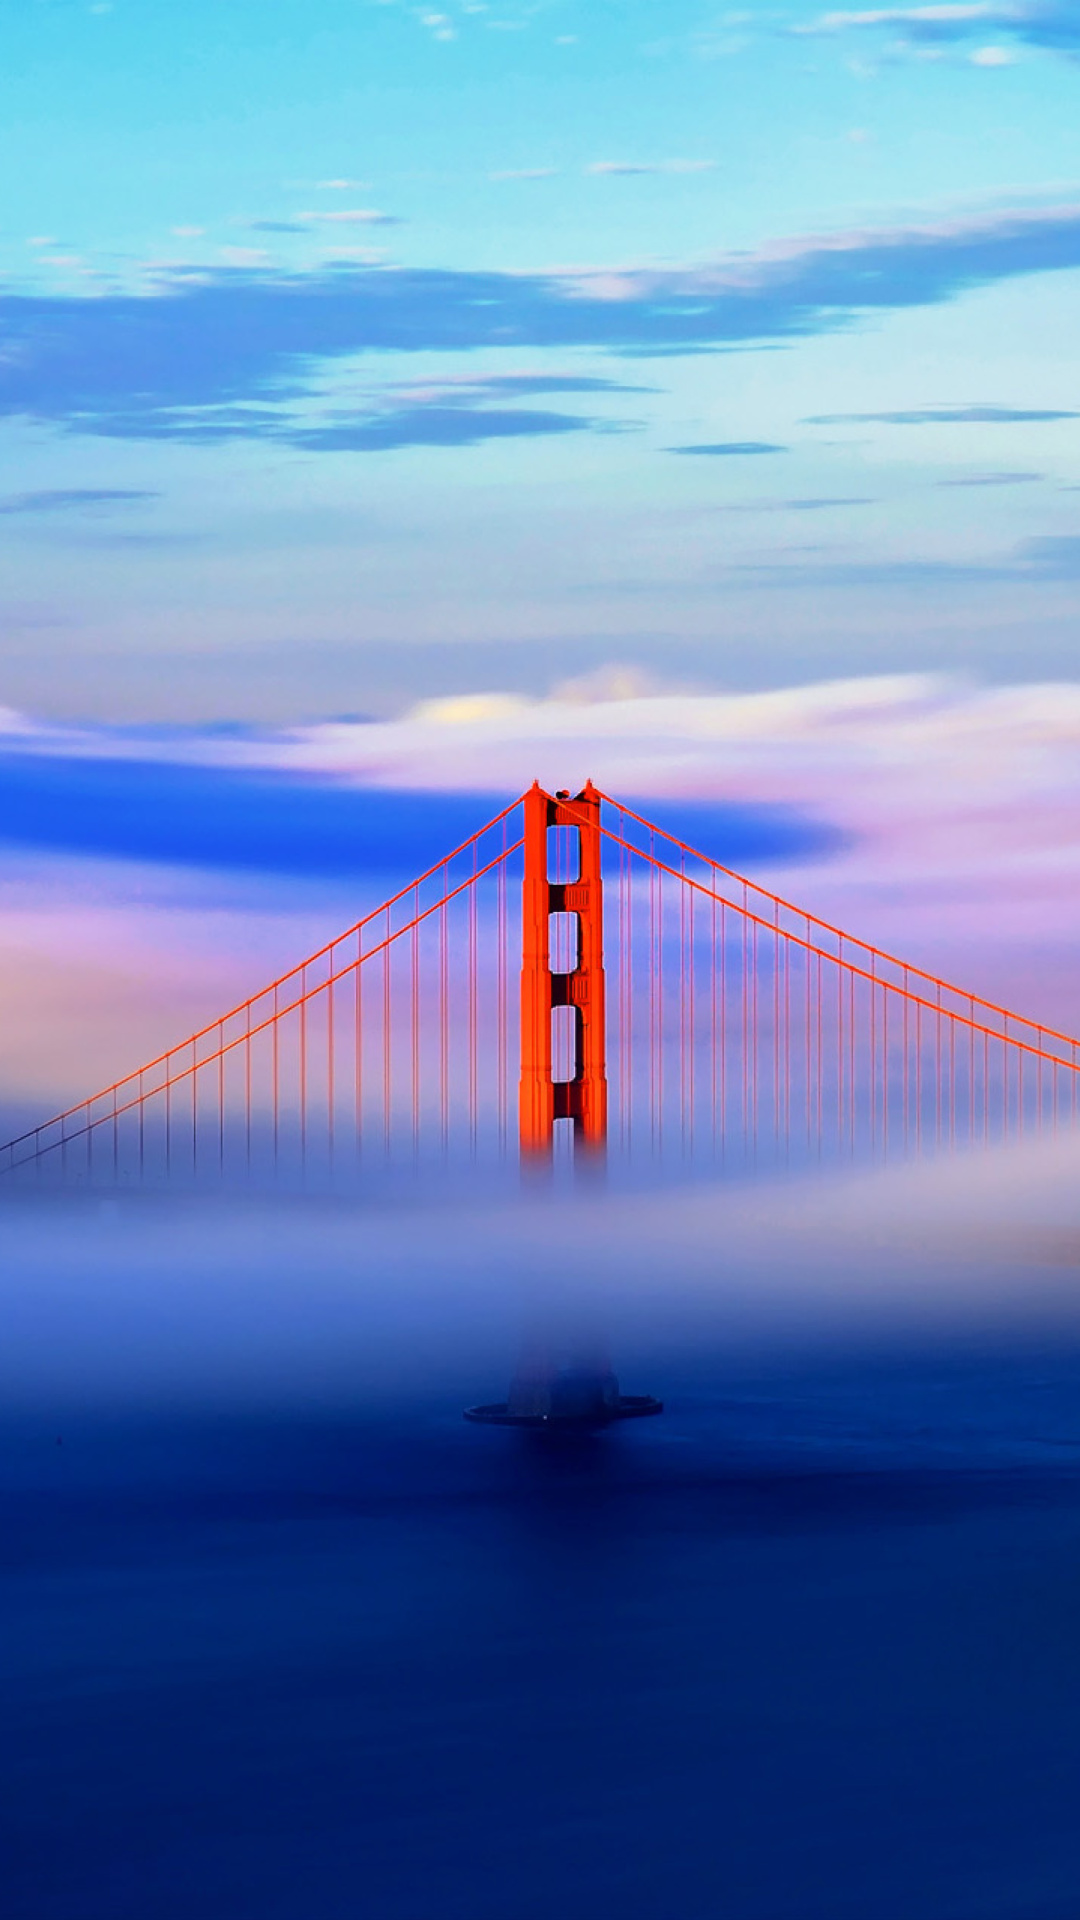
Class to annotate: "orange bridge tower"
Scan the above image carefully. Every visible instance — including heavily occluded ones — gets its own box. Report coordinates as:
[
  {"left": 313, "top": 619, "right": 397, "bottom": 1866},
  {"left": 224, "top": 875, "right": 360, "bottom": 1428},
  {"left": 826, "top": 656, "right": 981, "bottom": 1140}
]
[{"left": 519, "top": 780, "right": 607, "bottom": 1158}]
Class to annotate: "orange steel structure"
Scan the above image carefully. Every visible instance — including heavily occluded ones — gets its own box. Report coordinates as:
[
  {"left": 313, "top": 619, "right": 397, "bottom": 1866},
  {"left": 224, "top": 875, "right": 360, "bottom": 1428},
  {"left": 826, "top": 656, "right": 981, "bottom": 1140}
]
[
  {"left": 3, "top": 781, "right": 1080, "bottom": 1187},
  {"left": 519, "top": 781, "right": 607, "bottom": 1157}
]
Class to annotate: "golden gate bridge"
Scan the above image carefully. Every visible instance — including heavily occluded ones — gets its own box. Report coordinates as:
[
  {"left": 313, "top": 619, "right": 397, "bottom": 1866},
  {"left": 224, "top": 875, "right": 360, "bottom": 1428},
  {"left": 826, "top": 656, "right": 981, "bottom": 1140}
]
[{"left": 2, "top": 781, "right": 1078, "bottom": 1189}]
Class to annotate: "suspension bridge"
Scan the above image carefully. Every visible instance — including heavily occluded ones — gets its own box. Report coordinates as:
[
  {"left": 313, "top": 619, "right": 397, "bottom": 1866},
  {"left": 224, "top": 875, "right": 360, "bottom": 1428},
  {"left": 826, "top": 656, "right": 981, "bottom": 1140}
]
[{"left": 2, "top": 781, "right": 1078, "bottom": 1190}]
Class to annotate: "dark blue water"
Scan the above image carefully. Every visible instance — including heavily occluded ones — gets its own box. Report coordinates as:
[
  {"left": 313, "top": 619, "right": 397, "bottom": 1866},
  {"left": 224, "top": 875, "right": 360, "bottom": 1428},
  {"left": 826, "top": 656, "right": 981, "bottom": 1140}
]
[{"left": 5, "top": 1175, "right": 1080, "bottom": 1918}]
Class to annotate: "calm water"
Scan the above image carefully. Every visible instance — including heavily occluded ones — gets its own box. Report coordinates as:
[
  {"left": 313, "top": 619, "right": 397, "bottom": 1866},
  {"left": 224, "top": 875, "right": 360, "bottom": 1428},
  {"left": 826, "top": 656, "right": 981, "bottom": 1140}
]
[{"left": 4, "top": 1144, "right": 1080, "bottom": 1919}]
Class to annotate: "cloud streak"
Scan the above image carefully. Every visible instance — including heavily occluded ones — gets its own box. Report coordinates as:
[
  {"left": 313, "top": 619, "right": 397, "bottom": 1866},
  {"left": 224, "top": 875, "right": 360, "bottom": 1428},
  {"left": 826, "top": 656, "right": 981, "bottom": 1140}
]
[
  {"left": 669, "top": 441, "right": 788, "bottom": 455},
  {"left": 64, "top": 372, "right": 643, "bottom": 451},
  {"left": 936, "top": 469, "right": 1043, "bottom": 483},
  {"left": 5, "top": 205, "right": 1080, "bottom": 441},
  {"left": 586, "top": 160, "right": 717, "bottom": 176},
  {"left": 808, "top": 404, "right": 1079, "bottom": 423},
  {"left": 0, "top": 489, "right": 158, "bottom": 516},
  {"left": 289, "top": 404, "right": 605, "bottom": 452},
  {"left": 296, "top": 209, "right": 402, "bottom": 225},
  {"left": 795, "top": 3, "right": 1080, "bottom": 56}
]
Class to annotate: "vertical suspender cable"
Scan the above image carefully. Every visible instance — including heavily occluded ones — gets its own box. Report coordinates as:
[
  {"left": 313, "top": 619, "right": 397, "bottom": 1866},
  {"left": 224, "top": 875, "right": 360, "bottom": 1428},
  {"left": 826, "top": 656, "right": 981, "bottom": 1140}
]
[
  {"left": 915, "top": 1002, "right": 922, "bottom": 1156},
  {"left": 752, "top": 919, "right": 759, "bottom": 1166},
  {"left": 895, "top": 975, "right": 903, "bottom": 1152},
  {"left": 498, "top": 826, "right": 508, "bottom": 1152},
  {"left": 836, "top": 942, "right": 843, "bottom": 1159},
  {"left": 618, "top": 824, "right": 626, "bottom": 1151},
  {"left": 936, "top": 985, "right": 942, "bottom": 1149},
  {"left": 469, "top": 842, "right": 478, "bottom": 1159},
  {"left": 383, "top": 905, "right": 392, "bottom": 1158},
  {"left": 218, "top": 1020, "right": 225, "bottom": 1176},
  {"left": 624, "top": 828, "right": 631, "bottom": 1152},
  {"left": 684, "top": 871, "right": 691, "bottom": 1152},
  {"left": 328, "top": 951, "right": 336, "bottom": 1175},
  {"left": 983, "top": 1028, "right": 989, "bottom": 1143},
  {"left": 653, "top": 840, "right": 662, "bottom": 1152},
  {"left": 679, "top": 851, "right": 687, "bottom": 1156},
  {"left": 738, "top": 897, "right": 746, "bottom": 1157},
  {"left": 355, "top": 931, "right": 363, "bottom": 1166},
  {"left": 720, "top": 898, "right": 727, "bottom": 1165},
  {"left": 804, "top": 916, "right": 811, "bottom": 1156},
  {"left": 883, "top": 991, "right": 889, "bottom": 1161},
  {"left": 300, "top": 965, "right": 308, "bottom": 1177},
  {"left": 810, "top": 940, "right": 818, "bottom": 1152},
  {"left": 440, "top": 861, "right": 449, "bottom": 1157},
  {"left": 647, "top": 849, "right": 654, "bottom": 1150},
  {"left": 869, "top": 956, "right": 876, "bottom": 1158},
  {"left": 849, "top": 968, "right": 856, "bottom": 1159},
  {"left": 768, "top": 906, "right": 776, "bottom": 1159},
  {"left": 272, "top": 984, "right": 279, "bottom": 1170},
  {"left": 711, "top": 880, "right": 718, "bottom": 1157},
  {"left": 412, "top": 886, "right": 420, "bottom": 1164}
]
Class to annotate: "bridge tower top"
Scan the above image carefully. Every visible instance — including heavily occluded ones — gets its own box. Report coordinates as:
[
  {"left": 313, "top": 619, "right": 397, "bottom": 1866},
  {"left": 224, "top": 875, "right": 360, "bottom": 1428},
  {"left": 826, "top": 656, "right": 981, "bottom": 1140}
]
[{"left": 518, "top": 781, "right": 607, "bottom": 1158}]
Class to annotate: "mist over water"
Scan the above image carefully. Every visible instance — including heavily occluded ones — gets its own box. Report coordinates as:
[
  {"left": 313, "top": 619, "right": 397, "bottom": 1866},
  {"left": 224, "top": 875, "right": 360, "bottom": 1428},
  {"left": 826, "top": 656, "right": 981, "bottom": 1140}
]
[{"left": 5, "top": 1141, "right": 1080, "bottom": 1918}]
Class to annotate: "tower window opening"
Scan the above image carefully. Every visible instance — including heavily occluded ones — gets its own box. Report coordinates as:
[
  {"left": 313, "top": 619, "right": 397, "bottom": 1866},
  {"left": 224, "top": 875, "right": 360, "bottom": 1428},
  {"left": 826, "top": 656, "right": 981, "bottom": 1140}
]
[
  {"left": 547, "top": 824, "right": 580, "bottom": 884},
  {"left": 548, "top": 911, "right": 579, "bottom": 974}
]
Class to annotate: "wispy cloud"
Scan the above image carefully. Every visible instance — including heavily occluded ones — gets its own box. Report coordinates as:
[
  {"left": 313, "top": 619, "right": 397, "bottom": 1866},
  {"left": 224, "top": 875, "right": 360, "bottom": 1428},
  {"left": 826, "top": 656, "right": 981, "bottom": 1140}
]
[
  {"left": 793, "top": 3, "right": 1080, "bottom": 56},
  {"left": 392, "top": 371, "right": 651, "bottom": 399},
  {"left": 83, "top": 371, "right": 643, "bottom": 451},
  {"left": 0, "top": 489, "right": 158, "bottom": 516},
  {"left": 586, "top": 159, "right": 717, "bottom": 176},
  {"left": 726, "top": 528, "right": 1080, "bottom": 586},
  {"left": 1016, "top": 533, "right": 1080, "bottom": 575},
  {"left": 217, "top": 247, "right": 270, "bottom": 268},
  {"left": 290, "top": 404, "right": 607, "bottom": 452},
  {"left": 709, "top": 496, "right": 878, "bottom": 516},
  {"left": 668, "top": 441, "right": 788, "bottom": 456},
  {"left": 937, "top": 469, "right": 1044, "bottom": 483},
  {"left": 797, "top": 5, "right": 1019, "bottom": 35},
  {"left": 807, "top": 405, "right": 1079, "bottom": 423},
  {"left": 777, "top": 496, "right": 877, "bottom": 510},
  {"left": 7, "top": 205, "right": 1080, "bottom": 442},
  {"left": 296, "top": 208, "right": 402, "bottom": 225}
]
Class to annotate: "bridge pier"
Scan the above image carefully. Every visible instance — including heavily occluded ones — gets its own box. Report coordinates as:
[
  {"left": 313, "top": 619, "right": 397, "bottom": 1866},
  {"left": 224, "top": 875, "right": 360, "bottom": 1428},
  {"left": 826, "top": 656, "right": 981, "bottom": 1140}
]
[{"left": 465, "top": 1337, "right": 662, "bottom": 1430}]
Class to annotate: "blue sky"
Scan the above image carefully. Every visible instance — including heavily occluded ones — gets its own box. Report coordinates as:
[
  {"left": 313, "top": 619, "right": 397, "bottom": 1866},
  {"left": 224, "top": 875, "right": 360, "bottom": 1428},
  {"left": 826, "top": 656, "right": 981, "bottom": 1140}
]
[{"left": 2, "top": 0, "right": 1080, "bottom": 721}]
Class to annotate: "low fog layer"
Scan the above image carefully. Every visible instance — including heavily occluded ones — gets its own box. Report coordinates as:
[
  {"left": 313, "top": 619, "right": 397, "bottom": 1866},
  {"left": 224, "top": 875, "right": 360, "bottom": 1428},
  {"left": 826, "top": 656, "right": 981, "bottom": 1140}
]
[{"left": 5, "top": 1130, "right": 1080, "bottom": 1425}]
